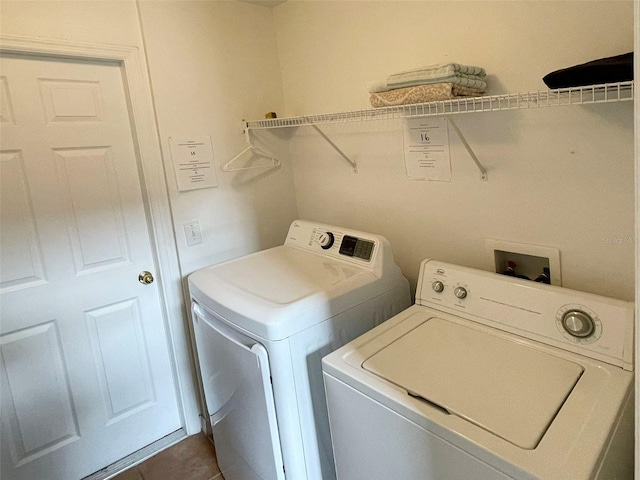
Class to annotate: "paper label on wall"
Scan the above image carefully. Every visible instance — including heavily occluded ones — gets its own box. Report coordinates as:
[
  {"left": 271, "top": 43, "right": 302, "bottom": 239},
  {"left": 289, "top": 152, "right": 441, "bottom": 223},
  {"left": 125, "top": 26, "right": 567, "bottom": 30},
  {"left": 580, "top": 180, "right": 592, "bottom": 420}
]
[
  {"left": 170, "top": 136, "right": 218, "bottom": 191},
  {"left": 403, "top": 117, "right": 452, "bottom": 182}
]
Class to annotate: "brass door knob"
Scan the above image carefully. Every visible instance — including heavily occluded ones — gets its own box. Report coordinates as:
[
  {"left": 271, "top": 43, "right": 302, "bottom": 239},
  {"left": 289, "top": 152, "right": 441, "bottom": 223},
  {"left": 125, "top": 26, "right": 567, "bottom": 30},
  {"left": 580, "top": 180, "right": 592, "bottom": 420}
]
[{"left": 138, "top": 271, "right": 154, "bottom": 285}]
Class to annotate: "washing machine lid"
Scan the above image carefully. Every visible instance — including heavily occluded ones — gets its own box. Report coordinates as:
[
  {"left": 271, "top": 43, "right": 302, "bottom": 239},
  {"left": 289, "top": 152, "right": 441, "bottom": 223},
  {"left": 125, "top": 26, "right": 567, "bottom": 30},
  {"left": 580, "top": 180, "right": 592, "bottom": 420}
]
[{"left": 362, "top": 317, "right": 584, "bottom": 449}]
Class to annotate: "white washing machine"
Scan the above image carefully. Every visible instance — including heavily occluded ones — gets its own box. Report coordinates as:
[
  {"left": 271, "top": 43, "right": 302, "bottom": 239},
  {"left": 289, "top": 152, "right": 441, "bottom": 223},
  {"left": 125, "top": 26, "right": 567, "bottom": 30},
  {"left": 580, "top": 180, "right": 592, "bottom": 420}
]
[
  {"left": 322, "top": 259, "right": 634, "bottom": 480},
  {"left": 188, "top": 220, "right": 410, "bottom": 480}
]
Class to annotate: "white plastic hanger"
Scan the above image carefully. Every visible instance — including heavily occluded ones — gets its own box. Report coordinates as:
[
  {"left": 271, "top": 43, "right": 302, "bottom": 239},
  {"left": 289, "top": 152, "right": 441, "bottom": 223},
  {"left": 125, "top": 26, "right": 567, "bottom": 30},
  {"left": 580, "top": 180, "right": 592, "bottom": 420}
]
[{"left": 222, "top": 126, "right": 281, "bottom": 172}]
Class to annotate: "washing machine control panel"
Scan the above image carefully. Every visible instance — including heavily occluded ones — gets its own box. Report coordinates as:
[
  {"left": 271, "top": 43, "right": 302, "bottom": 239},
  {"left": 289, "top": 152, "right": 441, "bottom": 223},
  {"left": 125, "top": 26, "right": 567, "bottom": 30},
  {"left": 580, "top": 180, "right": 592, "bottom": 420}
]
[{"left": 417, "top": 259, "right": 634, "bottom": 370}]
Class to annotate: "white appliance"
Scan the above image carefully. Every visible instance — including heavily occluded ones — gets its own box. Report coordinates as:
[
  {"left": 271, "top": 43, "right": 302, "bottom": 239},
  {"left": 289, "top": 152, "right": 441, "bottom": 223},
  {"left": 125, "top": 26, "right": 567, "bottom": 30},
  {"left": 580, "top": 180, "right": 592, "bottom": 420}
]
[
  {"left": 322, "top": 259, "right": 634, "bottom": 480},
  {"left": 188, "top": 220, "right": 411, "bottom": 480}
]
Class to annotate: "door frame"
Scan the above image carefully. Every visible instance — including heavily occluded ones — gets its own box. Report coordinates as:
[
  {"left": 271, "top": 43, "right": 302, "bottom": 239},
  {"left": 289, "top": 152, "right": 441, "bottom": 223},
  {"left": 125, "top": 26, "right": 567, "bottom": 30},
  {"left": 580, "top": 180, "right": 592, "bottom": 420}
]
[
  {"left": 634, "top": 1, "right": 639, "bottom": 476},
  {"left": 0, "top": 34, "right": 201, "bottom": 436}
]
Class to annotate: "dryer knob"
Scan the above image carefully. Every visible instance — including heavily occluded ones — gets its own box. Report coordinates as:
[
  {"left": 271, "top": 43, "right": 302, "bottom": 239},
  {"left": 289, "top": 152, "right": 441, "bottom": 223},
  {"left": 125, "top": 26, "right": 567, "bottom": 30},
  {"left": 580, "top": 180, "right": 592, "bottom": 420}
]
[
  {"left": 318, "top": 232, "right": 335, "bottom": 250},
  {"left": 561, "top": 310, "right": 595, "bottom": 338}
]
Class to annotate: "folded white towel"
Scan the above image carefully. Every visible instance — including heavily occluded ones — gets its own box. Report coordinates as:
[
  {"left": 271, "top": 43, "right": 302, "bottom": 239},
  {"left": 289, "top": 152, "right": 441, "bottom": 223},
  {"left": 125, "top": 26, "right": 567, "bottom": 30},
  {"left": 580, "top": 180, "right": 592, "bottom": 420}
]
[{"left": 369, "top": 63, "right": 487, "bottom": 93}]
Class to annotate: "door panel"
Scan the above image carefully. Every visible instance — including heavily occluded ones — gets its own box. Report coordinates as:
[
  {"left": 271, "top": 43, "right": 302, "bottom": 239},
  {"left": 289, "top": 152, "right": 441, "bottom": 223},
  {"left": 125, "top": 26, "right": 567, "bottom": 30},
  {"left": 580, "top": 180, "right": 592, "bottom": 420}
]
[
  {"left": 39, "top": 78, "right": 104, "bottom": 123},
  {"left": 1, "top": 321, "right": 80, "bottom": 464},
  {"left": 192, "top": 303, "right": 284, "bottom": 480},
  {"left": 85, "top": 298, "right": 156, "bottom": 422},
  {"left": 54, "top": 146, "right": 130, "bottom": 272},
  {"left": 0, "top": 54, "right": 181, "bottom": 480},
  {"left": 0, "top": 150, "right": 46, "bottom": 291}
]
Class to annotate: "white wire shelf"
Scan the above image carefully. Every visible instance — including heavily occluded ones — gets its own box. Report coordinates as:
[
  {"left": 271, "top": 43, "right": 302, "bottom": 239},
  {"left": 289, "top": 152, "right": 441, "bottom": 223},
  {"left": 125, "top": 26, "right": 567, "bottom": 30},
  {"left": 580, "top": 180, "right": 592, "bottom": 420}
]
[{"left": 246, "top": 81, "right": 634, "bottom": 129}]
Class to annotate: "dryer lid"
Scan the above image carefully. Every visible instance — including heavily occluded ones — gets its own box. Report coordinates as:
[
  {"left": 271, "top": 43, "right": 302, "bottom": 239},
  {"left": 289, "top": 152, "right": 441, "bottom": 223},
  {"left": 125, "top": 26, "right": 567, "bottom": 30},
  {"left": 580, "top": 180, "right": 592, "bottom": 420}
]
[
  {"left": 188, "top": 246, "right": 382, "bottom": 340},
  {"left": 362, "top": 317, "right": 584, "bottom": 449},
  {"left": 198, "top": 246, "right": 372, "bottom": 305}
]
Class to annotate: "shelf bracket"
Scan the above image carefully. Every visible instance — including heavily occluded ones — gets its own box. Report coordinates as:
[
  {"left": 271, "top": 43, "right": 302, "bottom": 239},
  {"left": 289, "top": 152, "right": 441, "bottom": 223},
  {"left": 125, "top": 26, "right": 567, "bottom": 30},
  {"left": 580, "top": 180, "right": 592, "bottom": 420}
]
[
  {"left": 446, "top": 117, "right": 488, "bottom": 181},
  {"left": 309, "top": 123, "right": 357, "bottom": 172}
]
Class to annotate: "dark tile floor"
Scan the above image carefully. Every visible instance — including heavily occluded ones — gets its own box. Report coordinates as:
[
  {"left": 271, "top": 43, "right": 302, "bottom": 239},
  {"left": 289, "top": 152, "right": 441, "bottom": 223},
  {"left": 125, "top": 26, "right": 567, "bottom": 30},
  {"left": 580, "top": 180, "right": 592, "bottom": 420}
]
[{"left": 110, "top": 434, "right": 222, "bottom": 480}]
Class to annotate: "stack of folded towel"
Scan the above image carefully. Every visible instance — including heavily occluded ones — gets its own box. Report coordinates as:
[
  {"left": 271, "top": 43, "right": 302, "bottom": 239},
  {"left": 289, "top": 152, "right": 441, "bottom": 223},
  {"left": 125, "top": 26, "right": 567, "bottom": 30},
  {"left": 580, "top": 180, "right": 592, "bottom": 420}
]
[{"left": 368, "top": 63, "right": 487, "bottom": 108}]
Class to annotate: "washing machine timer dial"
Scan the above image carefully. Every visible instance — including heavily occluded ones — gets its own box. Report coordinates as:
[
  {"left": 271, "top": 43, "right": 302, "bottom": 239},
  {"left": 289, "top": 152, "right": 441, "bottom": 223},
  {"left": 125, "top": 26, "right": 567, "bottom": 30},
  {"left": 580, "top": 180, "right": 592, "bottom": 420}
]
[
  {"left": 556, "top": 304, "right": 603, "bottom": 345},
  {"left": 561, "top": 309, "right": 595, "bottom": 338},
  {"left": 318, "top": 232, "right": 335, "bottom": 250}
]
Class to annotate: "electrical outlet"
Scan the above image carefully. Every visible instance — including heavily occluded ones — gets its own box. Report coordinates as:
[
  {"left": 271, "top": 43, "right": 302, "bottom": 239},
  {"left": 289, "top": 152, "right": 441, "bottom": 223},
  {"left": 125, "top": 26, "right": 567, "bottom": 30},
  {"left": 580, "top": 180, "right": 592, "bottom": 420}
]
[{"left": 485, "top": 239, "right": 561, "bottom": 285}]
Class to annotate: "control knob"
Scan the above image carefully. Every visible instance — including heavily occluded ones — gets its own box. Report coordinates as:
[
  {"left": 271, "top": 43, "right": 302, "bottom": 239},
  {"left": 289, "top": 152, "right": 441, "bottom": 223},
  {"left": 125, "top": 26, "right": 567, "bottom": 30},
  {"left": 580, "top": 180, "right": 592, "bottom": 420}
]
[
  {"left": 318, "top": 232, "right": 335, "bottom": 250},
  {"left": 561, "top": 309, "right": 595, "bottom": 338},
  {"left": 454, "top": 287, "right": 467, "bottom": 299},
  {"left": 432, "top": 281, "right": 444, "bottom": 293}
]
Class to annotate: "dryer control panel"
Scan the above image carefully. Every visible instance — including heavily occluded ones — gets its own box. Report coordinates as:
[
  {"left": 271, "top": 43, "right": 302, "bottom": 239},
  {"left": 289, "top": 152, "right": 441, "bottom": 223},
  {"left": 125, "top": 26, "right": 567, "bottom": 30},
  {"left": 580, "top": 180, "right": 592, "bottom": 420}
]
[
  {"left": 338, "top": 235, "right": 375, "bottom": 261},
  {"left": 284, "top": 220, "right": 398, "bottom": 279},
  {"left": 286, "top": 220, "right": 376, "bottom": 262},
  {"left": 416, "top": 259, "right": 634, "bottom": 371}
]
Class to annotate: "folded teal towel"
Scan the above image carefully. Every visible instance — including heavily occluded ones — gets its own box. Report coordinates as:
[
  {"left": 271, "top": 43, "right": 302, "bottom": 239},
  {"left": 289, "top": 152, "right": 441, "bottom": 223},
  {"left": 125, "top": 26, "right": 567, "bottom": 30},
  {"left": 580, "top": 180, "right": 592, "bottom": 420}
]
[{"left": 369, "top": 63, "right": 487, "bottom": 93}]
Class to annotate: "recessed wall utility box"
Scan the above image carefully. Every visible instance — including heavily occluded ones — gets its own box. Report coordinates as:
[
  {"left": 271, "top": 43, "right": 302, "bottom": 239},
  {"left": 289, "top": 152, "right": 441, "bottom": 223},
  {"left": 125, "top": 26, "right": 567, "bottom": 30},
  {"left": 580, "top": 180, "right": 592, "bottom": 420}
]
[{"left": 485, "top": 239, "right": 561, "bottom": 286}]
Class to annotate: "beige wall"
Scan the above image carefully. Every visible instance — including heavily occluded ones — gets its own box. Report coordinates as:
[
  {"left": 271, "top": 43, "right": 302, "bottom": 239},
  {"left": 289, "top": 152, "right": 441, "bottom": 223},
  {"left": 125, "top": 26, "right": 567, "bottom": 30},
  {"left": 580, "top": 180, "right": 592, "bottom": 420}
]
[
  {"left": 137, "top": 0, "right": 298, "bottom": 275},
  {"left": 273, "top": 0, "right": 635, "bottom": 300},
  {"left": 274, "top": 1, "right": 633, "bottom": 113}
]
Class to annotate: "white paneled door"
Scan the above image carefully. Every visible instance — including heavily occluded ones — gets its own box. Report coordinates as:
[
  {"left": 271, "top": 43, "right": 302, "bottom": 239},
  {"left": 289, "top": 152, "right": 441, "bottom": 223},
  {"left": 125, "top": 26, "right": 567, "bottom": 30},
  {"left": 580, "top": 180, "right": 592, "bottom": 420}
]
[{"left": 0, "top": 54, "right": 181, "bottom": 480}]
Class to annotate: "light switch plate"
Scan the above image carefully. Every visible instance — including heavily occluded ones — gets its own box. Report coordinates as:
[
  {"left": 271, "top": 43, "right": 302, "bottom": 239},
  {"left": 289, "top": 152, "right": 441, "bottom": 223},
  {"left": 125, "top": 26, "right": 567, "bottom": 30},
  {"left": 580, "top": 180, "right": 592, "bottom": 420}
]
[{"left": 184, "top": 221, "right": 203, "bottom": 246}]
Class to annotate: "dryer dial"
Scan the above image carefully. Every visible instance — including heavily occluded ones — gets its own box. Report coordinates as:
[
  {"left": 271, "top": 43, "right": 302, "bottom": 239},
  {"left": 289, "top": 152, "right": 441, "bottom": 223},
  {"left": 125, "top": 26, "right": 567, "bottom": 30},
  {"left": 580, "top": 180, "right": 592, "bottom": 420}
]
[
  {"left": 561, "top": 309, "right": 595, "bottom": 338},
  {"left": 318, "top": 232, "right": 335, "bottom": 250}
]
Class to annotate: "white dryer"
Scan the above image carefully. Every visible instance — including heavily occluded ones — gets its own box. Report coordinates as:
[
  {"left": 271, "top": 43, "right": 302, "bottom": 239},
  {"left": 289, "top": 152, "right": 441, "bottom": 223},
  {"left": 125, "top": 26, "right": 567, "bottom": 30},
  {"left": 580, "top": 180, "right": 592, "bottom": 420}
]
[
  {"left": 322, "top": 259, "right": 634, "bottom": 480},
  {"left": 188, "top": 220, "right": 410, "bottom": 480}
]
